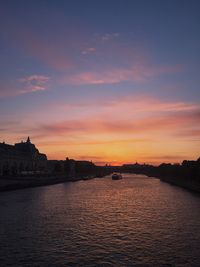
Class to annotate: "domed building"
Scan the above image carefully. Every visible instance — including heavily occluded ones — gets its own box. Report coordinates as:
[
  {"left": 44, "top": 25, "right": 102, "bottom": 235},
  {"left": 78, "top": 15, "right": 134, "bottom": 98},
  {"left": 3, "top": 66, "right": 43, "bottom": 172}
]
[{"left": 0, "top": 137, "right": 47, "bottom": 176}]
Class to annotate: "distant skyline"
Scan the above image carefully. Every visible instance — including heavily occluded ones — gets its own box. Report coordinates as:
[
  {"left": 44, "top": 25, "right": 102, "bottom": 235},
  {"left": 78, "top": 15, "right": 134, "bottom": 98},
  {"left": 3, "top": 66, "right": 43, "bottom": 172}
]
[{"left": 0, "top": 0, "right": 200, "bottom": 165}]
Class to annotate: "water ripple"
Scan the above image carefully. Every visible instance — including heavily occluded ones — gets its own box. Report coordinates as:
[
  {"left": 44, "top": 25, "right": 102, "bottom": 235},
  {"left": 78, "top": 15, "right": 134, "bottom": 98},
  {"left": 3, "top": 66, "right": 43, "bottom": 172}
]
[{"left": 0, "top": 174, "right": 200, "bottom": 266}]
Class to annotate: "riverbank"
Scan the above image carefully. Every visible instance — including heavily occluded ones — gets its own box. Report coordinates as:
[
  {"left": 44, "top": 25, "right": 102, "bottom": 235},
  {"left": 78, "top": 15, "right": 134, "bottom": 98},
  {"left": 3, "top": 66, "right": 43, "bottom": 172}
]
[
  {"left": 131, "top": 171, "right": 200, "bottom": 194},
  {"left": 0, "top": 173, "right": 107, "bottom": 192},
  {"left": 159, "top": 176, "right": 200, "bottom": 194},
  {"left": 130, "top": 172, "right": 200, "bottom": 194},
  {"left": 0, "top": 176, "right": 69, "bottom": 192},
  {"left": 117, "top": 158, "right": 200, "bottom": 194}
]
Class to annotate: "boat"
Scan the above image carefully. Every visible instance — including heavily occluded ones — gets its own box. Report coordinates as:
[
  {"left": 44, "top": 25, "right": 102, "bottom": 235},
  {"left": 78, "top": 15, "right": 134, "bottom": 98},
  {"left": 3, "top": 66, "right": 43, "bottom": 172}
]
[{"left": 112, "top": 173, "right": 122, "bottom": 180}]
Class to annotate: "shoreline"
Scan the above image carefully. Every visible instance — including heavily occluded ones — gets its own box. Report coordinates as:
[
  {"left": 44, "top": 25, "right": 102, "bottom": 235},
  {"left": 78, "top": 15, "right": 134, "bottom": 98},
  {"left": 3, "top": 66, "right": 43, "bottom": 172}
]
[
  {"left": 0, "top": 174, "right": 106, "bottom": 193},
  {"left": 159, "top": 176, "right": 200, "bottom": 194},
  {"left": 142, "top": 173, "right": 200, "bottom": 194}
]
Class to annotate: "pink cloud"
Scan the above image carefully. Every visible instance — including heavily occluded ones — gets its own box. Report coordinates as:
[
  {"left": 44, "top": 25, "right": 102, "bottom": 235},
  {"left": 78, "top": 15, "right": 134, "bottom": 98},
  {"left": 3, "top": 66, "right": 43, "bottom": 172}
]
[
  {"left": 54, "top": 94, "right": 198, "bottom": 117},
  {"left": 28, "top": 107, "right": 200, "bottom": 139},
  {"left": 0, "top": 75, "right": 50, "bottom": 98},
  {"left": 1, "top": 19, "right": 75, "bottom": 71},
  {"left": 37, "top": 138, "right": 151, "bottom": 147},
  {"left": 104, "top": 95, "right": 199, "bottom": 114},
  {"left": 64, "top": 64, "right": 182, "bottom": 85},
  {"left": 2, "top": 95, "right": 198, "bottom": 163},
  {"left": 18, "top": 74, "right": 50, "bottom": 94},
  {"left": 19, "top": 75, "right": 50, "bottom": 83},
  {"left": 26, "top": 40, "right": 73, "bottom": 71}
]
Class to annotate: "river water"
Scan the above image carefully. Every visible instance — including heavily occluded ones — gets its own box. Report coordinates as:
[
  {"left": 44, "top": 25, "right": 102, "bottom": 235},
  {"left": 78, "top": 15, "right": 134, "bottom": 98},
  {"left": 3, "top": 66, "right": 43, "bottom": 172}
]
[{"left": 0, "top": 174, "right": 200, "bottom": 267}]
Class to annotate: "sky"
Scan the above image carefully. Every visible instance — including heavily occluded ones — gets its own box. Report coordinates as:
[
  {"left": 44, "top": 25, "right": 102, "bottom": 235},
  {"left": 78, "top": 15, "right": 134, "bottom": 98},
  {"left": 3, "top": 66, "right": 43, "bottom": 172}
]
[{"left": 0, "top": 0, "right": 200, "bottom": 165}]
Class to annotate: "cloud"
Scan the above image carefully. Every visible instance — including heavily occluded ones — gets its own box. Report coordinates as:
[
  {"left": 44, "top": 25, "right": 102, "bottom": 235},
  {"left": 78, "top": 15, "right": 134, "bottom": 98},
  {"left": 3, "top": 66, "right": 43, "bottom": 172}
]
[
  {"left": 29, "top": 108, "right": 200, "bottom": 139},
  {"left": 3, "top": 95, "right": 198, "bottom": 140},
  {"left": 19, "top": 75, "right": 50, "bottom": 83},
  {"left": 63, "top": 64, "right": 182, "bottom": 85},
  {"left": 54, "top": 94, "right": 198, "bottom": 118},
  {"left": 37, "top": 138, "right": 151, "bottom": 147},
  {"left": 0, "top": 75, "right": 50, "bottom": 98},
  {"left": 2, "top": 98, "right": 199, "bottom": 164},
  {"left": 23, "top": 96, "right": 199, "bottom": 143},
  {"left": 81, "top": 47, "right": 96, "bottom": 55},
  {"left": 100, "top": 33, "right": 120, "bottom": 42},
  {"left": 175, "top": 128, "right": 200, "bottom": 138},
  {"left": 103, "top": 95, "right": 199, "bottom": 115},
  {"left": 0, "top": 18, "right": 75, "bottom": 71},
  {"left": 18, "top": 75, "right": 50, "bottom": 94}
]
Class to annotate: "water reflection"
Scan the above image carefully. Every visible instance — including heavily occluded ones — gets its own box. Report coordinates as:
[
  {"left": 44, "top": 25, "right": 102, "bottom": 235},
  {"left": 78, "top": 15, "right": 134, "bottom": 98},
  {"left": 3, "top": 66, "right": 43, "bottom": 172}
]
[{"left": 0, "top": 174, "right": 200, "bottom": 266}]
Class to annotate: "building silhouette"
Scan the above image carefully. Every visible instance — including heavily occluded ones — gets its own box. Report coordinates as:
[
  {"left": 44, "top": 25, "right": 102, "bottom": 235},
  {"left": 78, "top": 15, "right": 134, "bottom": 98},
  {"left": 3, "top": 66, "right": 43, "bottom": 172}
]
[{"left": 0, "top": 137, "right": 47, "bottom": 176}]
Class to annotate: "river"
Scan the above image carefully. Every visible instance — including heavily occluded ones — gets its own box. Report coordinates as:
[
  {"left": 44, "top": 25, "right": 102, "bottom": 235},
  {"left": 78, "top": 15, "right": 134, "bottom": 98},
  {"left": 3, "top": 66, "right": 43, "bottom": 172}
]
[{"left": 0, "top": 174, "right": 200, "bottom": 266}]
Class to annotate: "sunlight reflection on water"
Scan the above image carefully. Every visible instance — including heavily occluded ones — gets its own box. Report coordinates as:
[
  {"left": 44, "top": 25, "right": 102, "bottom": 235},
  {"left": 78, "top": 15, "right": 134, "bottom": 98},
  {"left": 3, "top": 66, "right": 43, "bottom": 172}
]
[{"left": 0, "top": 174, "right": 200, "bottom": 266}]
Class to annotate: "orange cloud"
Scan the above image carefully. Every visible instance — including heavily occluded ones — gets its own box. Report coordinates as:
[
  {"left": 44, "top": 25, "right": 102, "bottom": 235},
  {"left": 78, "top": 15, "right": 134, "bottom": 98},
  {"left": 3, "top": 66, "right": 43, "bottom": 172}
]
[
  {"left": 1, "top": 95, "right": 199, "bottom": 164},
  {"left": 29, "top": 107, "right": 199, "bottom": 139}
]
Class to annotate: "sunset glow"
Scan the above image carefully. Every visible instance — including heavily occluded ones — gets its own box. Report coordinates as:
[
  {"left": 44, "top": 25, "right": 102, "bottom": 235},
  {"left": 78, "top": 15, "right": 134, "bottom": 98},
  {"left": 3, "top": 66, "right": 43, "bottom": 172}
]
[{"left": 0, "top": 1, "right": 199, "bottom": 165}]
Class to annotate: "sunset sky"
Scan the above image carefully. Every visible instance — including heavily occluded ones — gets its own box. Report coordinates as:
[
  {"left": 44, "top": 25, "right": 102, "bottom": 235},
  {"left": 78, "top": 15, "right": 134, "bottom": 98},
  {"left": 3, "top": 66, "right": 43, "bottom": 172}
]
[{"left": 0, "top": 0, "right": 200, "bottom": 165}]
